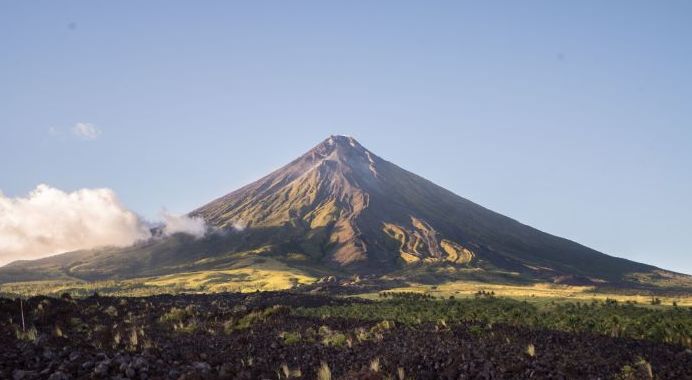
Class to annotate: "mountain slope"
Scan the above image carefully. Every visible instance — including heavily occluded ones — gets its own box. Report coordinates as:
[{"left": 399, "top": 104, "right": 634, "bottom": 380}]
[
  {"left": 1, "top": 135, "right": 688, "bottom": 290},
  {"left": 191, "top": 135, "right": 654, "bottom": 281}
]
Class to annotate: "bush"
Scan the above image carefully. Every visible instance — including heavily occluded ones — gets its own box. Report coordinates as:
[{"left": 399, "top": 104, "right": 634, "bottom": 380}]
[
  {"left": 281, "top": 331, "right": 302, "bottom": 345},
  {"left": 294, "top": 296, "right": 692, "bottom": 348}
]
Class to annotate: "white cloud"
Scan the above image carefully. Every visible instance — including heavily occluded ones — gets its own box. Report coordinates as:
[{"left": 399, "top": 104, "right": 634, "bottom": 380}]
[
  {"left": 231, "top": 220, "right": 246, "bottom": 231},
  {"left": 0, "top": 185, "right": 150, "bottom": 265},
  {"left": 71, "top": 122, "right": 101, "bottom": 140},
  {"left": 0, "top": 185, "right": 208, "bottom": 266},
  {"left": 160, "top": 211, "right": 207, "bottom": 238}
]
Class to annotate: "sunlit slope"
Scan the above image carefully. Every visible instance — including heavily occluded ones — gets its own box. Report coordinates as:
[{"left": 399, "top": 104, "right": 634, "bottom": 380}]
[{"left": 1, "top": 135, "right": 689, "bottom": 290}]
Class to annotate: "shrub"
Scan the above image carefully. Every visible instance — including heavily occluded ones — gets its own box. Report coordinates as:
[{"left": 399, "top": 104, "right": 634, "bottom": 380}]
[
  {"left": 15, "top": 326, "right": 38, "bottom": 342},
  {"left": 322, "top": 332, "right": 347, "bottom": 347},
  {"left": 615, "top": 358, "right": 653, "bottom": 380},
  {"left": 281, "top": 331, "right": 302, "bottom": 345},
  {"left": 159, "top": 306, "right": 193, "bottom": 323},
  {"left": 226, "top": 306, "right": 287, "bottom": 333},
  {"left": 293, "top": 296, "right": 692, "bottom": 348}
]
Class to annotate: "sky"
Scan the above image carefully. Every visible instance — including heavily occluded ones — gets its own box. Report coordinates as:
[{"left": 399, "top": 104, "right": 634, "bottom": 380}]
[{"left": 1, "top": 1, "right": 691, "bottom": 273}]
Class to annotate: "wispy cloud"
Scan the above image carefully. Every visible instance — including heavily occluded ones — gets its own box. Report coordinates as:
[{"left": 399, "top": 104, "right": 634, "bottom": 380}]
[
  {"left": 71, "top": 122, "right": 101, "bottom": 140},
  {"left": 160, "top": 211, "right": 207, "bottom": 238}
]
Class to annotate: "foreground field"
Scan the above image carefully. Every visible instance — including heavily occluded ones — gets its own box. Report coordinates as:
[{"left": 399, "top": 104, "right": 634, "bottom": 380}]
[
  {"left": 2, "top": 292, "right": 691, "bottom": 379},
  {"left": 357, "top": 281, "right": 692, "bottom": 307},
  {"left": 2, "top": 274, "right": 691, "bottom": 308}
]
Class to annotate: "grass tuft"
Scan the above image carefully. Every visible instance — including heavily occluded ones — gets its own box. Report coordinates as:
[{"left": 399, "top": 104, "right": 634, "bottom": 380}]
[{"left": 317, "top": 361, "right": 331, "bottom": 380}]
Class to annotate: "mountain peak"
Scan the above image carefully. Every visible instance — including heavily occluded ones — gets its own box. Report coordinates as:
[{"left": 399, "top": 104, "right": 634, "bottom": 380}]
[
  {"left": 315, "top": 135, "right": 363, "bottom": 151},
  {"left": 304, "top": 135, "right": 379, "bottom": 177}
]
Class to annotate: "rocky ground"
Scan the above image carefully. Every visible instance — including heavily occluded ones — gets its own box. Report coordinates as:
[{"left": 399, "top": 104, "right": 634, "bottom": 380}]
[{"left": 1, "top": 292, "right": 690, "bottom": 379}]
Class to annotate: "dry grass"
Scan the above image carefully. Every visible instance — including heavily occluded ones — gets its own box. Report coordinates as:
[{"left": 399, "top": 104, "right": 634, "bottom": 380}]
[
  {"left": 317, "top": 361, "right": 331, "bottom": 380},
  {"left": 358, "top": 281, "right": 692, "bottom": 307},
  {"left": 1, "top": 258, "right": 316, "bottom": 297},
  {"left": 144, "top": 264, "right": 315, "bottom": 293}
]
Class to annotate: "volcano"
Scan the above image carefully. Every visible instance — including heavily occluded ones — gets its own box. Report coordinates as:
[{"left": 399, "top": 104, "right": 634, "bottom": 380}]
[{"left": 0, "top": 136, "right": 686, "bottom": 289}]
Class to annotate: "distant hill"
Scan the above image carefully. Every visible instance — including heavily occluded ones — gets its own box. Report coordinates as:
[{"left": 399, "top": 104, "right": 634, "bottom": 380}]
[{"left": 1, "top": 136, "right": 689, "bottom": 293}]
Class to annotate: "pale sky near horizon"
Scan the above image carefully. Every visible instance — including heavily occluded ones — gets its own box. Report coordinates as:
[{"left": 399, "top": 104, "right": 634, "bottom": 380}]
[{"left": 1, "top": 2, "right": 691, "bottom": 274}]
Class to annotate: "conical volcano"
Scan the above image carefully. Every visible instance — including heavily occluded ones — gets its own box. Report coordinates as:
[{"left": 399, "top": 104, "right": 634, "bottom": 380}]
[
  {"left": 1, "top": 135, "right": 685, "bottom": 289},
  {"left": 191, "top": 135, "right": 653, "bottom": 280}
]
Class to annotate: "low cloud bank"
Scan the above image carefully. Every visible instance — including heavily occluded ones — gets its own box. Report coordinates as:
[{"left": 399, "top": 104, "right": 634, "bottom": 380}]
[
  {"left": 0, "top": 185, "right": 207, "bottom": 266},
  {"left": 160, "top": 211, "right": 206, "bottom": 238}
]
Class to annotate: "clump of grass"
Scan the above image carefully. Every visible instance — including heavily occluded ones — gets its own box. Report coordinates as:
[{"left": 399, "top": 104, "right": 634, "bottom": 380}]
[
  {"left": 177, "top": 318, "right": 200, "bottom": 333},
  {"left": 280, "top": 363, "right": 302, "bottom": 378},
  {"left": 280, "top": 331, "right": 302, "bottom": 345},
  {"left": 322, "top": 332, "right": 347, "bottom": 347},
  {"left": 526, "top": 343, "right": 536, "bottom": 357},
  {"left": 397, "top": 367, "right": 406, "bottom": 380},
  {"left": 355, "top": 327, "right": 370, "bottom": 342},
  {"left": 369, "top": 357, "right": 380, "bottom": 373},
  {"left": 127, "top": 327, "right": 145, "bottom": 351},
  {"left": 372, "top": 319, "right": 395, "bottom": 331},
  {"left": 104, "top": 305, "right": 118, "bottom": 317},
  {"left": 616, "top": 358, "right": 653, "bottom": 380},
  {"left": 159, "top": 306, "right": 202, "bottom": 333},
  {"left": 113, "top": 330, "right": 122, "bottom": 346},
  {"left": 160, "top": 306, "right": 194, "bottom": 323},
  {"left": 319, "top": 325, "right": 347, "bottom": 347},
  {"left": 317, "top": 361, "right": 331, "bottom": 380},
  {"left": 234, "top": 312, "right": 262, "bottom": 330},
  {"left": 468, "top": 325, "right": 484, "bottom": 336},
  {"left": 303, "top": 327, "right": 317, "bottom": 343},
  {"left": 15, "top": 326, "right": 38, "bottom": 342},
  {"left": 226, "top": 306, "right": 287, "bottom": 334}
]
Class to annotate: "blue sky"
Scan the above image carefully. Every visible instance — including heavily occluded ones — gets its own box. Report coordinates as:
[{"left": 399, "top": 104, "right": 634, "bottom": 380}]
[{"left": 1, "top": 1, "right": 691, "bottom": 274}]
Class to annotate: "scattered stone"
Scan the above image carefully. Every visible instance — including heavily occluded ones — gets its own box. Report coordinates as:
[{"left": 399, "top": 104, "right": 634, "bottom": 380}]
[
  {"left": 12, "top": 370, "right": 36, "bottom": 380},
  {"left": 94, "top": 362, "right": 109, "bottom": 376},
  {"left": 0, "top": 292, "right": 688, "bottom": 379},
  {"left": 191, "top": 362, "right": 211, "bottom": 372},
  {"left": 47, "top": 371, "right": 68, "bottom": 380}
]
